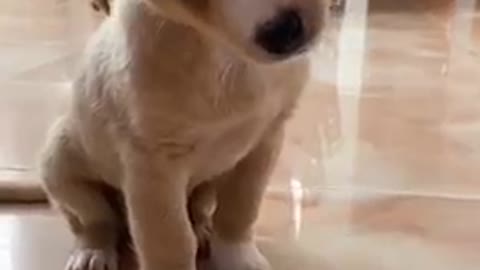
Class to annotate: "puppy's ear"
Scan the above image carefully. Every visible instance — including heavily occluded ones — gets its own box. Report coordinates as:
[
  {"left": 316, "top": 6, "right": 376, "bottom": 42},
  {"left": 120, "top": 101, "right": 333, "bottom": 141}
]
[{"left": 91, "top": 0, "right": 111, "bottom": 15}]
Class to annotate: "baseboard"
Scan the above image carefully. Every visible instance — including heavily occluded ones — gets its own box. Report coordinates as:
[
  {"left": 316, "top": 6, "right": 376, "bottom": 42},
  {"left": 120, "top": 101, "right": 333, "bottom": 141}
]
[{"left": 0, "top": 180, "right": 48, "bottom": 203}]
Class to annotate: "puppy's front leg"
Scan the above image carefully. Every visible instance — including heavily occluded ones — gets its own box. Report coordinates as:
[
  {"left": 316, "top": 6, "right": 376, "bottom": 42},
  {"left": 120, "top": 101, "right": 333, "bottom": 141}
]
[
  {"left": 210, "top": 125, "right": 285, "bottom": 270},
  {"left": 123, "top": 155, "right": 196, "bottom": 270}
]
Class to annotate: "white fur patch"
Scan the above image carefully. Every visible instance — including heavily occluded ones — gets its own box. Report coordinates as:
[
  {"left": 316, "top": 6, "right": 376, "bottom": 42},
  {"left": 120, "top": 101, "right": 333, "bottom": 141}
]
[{"left": 209, "top": 236, "right": 271, "bottom": 270}]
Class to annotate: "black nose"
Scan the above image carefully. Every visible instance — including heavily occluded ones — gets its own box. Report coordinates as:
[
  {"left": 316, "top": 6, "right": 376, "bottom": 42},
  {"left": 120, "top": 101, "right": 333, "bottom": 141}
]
[{"left": 255, "top": 9, "right": 307, "bottom": 56}]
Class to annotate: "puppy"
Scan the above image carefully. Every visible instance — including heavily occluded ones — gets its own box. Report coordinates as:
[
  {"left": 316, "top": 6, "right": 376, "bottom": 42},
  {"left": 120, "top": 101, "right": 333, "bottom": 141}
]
[{"left": 41, "top": 1, "right": 325, "bottom": 270}]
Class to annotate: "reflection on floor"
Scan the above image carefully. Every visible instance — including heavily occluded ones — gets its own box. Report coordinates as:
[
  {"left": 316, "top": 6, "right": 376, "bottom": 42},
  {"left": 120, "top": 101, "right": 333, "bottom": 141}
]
[{"left": 1, "top": 0, "right": 480, "bottom": 269}]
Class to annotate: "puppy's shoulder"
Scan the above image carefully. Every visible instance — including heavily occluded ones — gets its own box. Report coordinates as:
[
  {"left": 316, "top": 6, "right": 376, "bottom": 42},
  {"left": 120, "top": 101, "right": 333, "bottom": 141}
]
[{"left": 77, "top": 18, "right": 128, "bottom": 85}]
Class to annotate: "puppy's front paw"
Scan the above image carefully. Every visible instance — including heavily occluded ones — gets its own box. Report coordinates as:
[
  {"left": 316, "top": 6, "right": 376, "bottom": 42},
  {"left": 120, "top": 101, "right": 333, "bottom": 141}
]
[
  {"left": 209, "top": 238, "right": 270, "bottom": 270},
  {"left": 66, "top": 248, "right": 118, "bottom": 270}
]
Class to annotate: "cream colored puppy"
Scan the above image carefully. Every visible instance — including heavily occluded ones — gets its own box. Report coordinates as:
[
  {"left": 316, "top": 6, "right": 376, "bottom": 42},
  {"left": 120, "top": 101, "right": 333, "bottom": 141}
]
[{"left": 41, "top": 0, "right": 325, "bottom": 270}]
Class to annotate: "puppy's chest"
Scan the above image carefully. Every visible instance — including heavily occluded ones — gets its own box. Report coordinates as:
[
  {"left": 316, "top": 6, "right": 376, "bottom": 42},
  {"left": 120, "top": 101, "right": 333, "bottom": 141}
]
[
  {"left": 126, "top": 86, "right": 277, "bottom": 180},
  {"left": 190, "top": 115, "right": 268, "bottom": 180},
  {"left": 129, "top": 61, "right": 306, "bottom": 180}
]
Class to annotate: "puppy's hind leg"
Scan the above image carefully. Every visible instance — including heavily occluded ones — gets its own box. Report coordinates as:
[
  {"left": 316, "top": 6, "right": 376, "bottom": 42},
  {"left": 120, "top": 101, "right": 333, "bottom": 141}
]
[
  {"left": 41, "top": 120, "right": 119, "bottom": 270},
  {"left": 189, "top": 182, "right": 217, "bottom": 260}
]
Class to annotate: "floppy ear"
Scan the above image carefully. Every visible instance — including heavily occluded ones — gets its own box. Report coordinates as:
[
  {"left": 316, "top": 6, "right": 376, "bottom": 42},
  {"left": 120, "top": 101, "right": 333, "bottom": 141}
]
[{"left": 91, "top": 0, "right": 111, "bottom": 14}]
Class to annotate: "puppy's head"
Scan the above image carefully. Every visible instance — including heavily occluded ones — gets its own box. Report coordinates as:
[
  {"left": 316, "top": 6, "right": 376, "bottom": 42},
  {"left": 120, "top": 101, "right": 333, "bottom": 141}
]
[{"left": 145, "top": 0, "right": 325, "bottom": 63}]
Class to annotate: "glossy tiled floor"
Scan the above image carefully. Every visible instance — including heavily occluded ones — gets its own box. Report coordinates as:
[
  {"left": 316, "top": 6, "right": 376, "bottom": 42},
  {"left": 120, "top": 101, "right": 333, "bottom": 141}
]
[{"left": 1, "top": 0, "right": 480, "bottom": 269}]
